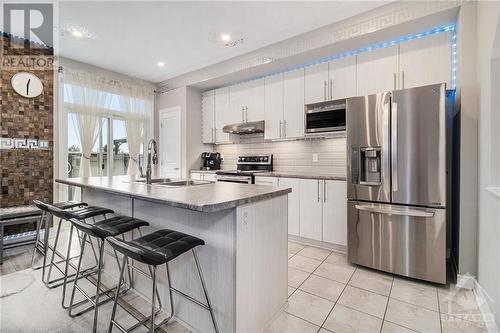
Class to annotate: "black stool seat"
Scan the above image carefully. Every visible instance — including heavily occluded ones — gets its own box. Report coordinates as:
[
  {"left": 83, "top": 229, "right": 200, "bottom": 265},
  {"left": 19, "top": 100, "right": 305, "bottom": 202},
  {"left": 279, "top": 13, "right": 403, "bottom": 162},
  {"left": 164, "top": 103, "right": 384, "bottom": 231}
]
[
  {"left": 67, "top": 207, "right": 114, "bottom": 220},
  {"left": 108, "top": 229, "right": 205, "bottom": 266},
  {"left": 33, "top": 199, "right": 87, "bottom": 213},
  {"left": 70, "top": 216, "right": 149, "bottom": 239}
]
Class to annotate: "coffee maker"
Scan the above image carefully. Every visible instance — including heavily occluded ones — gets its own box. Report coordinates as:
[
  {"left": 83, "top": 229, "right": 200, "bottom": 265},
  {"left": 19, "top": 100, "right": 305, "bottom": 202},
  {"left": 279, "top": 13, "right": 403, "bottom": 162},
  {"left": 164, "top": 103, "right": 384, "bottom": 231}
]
[{"left": 201, "top": 152, "right": 222, "bottom": 170}]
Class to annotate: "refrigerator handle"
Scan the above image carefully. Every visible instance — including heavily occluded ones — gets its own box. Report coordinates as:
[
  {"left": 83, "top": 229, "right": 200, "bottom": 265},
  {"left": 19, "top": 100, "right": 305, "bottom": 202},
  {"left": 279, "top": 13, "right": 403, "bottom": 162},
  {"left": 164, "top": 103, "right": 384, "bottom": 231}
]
[
  {"left": 382, "top": 97, "right": 391, "bottom": 197},
  {"left": 354, "top": 204, "right": 435, "bottom": 218},
  {"left": 391, "top": 102, "right": 398, "bottom": 192}
]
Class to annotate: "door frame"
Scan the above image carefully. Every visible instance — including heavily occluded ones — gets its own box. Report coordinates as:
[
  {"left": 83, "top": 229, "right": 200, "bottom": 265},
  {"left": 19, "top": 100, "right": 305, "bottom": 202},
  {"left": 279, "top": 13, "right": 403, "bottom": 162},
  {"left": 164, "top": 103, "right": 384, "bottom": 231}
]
[{"left": 158, "top": 107, "right": 182, "bottom": 178}]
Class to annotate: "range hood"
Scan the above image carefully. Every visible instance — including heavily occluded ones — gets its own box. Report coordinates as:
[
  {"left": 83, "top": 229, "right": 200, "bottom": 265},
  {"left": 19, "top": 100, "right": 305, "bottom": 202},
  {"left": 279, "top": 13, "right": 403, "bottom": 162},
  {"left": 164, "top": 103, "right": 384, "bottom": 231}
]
[{"left": 223, "top": 121, "right": 265, "bottom": 135}]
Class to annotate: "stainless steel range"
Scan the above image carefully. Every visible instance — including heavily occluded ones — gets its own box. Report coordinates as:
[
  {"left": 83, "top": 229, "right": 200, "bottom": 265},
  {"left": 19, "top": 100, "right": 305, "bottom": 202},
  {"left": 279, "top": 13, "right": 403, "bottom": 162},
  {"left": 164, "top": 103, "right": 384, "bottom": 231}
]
[{"left": 216, "top": 155, "right": 273, "bottom": 184}]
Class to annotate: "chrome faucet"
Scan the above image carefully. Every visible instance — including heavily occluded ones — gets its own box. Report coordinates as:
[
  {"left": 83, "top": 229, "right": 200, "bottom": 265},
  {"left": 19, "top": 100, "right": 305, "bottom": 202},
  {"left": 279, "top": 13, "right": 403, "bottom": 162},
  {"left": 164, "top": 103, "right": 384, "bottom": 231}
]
[{"left": 145, "top": 139, "right": 158, "bottom": 184}]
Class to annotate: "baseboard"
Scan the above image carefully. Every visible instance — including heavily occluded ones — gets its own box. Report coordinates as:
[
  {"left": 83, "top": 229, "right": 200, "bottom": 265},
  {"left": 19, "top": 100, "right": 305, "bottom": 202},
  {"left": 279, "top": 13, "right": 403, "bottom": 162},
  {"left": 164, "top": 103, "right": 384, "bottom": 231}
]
[
  {"left": 457, "top": 273, "right": 499, "bottom": 333},
  {"left": 288, "top": 235, "right": 346, "bottom": 254}
]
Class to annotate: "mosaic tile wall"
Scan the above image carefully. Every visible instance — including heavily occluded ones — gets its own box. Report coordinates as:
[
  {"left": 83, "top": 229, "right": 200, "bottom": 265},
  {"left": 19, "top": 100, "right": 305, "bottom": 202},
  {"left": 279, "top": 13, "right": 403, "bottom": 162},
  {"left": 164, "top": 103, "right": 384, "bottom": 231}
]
[{"left": 0, "top": 33, "right": 54, "bottom": 208}]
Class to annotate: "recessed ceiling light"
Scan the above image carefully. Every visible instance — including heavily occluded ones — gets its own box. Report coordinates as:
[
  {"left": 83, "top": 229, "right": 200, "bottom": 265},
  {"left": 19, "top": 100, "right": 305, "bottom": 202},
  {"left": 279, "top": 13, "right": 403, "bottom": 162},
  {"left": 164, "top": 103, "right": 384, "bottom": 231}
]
[
  {"left": 71, "top": 30, "right": 83, "bottom": 38},
  {"left": 220, "top": 33, "right": 231, "bottom": 42},
  {"left": 157, "top": 62, "right": 165, "bottom": 67}
]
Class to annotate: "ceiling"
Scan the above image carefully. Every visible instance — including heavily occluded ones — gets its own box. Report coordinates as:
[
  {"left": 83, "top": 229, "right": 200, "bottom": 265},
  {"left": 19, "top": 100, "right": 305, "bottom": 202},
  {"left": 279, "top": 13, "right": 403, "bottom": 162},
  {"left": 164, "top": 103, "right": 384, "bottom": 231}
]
[{"left": 59, "top": 1, "right": 389, "bottom": 83}]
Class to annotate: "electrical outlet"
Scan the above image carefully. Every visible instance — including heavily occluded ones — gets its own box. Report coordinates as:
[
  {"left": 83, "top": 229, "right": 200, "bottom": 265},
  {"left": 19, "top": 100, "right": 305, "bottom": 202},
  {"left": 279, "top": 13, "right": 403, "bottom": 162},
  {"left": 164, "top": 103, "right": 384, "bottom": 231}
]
[{"left": 312, "top": 153, "right": 319, "bottom": 162}]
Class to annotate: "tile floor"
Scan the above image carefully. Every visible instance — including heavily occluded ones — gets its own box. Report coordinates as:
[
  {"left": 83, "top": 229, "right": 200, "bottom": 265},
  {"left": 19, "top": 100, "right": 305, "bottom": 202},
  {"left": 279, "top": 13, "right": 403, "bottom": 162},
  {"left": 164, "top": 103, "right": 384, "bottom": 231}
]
[
  {"left": 0, "top": 232, "right": 492, "bottom": 333},
  {"left": 265, "top": 241, "right": 490, "bottom": 333}
]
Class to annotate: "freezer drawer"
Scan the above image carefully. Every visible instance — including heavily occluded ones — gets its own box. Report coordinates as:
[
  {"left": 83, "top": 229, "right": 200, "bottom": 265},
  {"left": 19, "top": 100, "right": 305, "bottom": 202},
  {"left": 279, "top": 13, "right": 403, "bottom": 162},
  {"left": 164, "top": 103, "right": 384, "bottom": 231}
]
[{"left": 347, "top": 201, "right": 446, "bottom": 284}]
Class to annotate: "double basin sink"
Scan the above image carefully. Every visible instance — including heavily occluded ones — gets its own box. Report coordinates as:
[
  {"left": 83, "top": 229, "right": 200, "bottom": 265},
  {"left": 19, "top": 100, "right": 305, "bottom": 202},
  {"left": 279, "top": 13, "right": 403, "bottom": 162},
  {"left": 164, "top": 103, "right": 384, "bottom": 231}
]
[{"left": 129, "top": 178, "right": 212, "bottom": 187}]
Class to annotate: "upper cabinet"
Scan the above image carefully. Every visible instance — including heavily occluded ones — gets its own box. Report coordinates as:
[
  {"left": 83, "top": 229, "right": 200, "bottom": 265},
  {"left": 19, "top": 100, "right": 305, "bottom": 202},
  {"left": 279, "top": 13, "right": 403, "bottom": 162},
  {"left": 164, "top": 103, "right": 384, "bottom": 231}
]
[
  {"left": 399, "top": 32, "right": 451, "bottom": 89},
  {"left": 305, "top": 62, "right": 329, "bottom": 104},
  {"left": 201, "top": 90, "right": 215, "bottom": 144},
  {"left": 264, "top": 74, "right": 283, "bottom": 140},
  {"left": 329, "top": 56, "right": 357, "bottom": 99},
  {"left": 231, "top": 78, "right": 265, "bottom": 123},
  {"left": 283, "top": 68, "right": 305, "bottom": 138},
  {"left": 357, "top": 45, "right": 399, "bottom": 96},
  {"left": 215, "top": 87, "right": 232, "bottom": 144}
]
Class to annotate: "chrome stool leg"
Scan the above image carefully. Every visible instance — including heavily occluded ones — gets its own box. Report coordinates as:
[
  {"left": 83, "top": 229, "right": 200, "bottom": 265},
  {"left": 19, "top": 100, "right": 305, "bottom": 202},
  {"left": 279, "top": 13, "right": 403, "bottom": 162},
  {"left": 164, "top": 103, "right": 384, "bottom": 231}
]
[
  {"left": 30, "top": 211, "right": 46, "bottom": 270},
  {"left": 193, "top": 248, "right": 219, "bottom": 333}
]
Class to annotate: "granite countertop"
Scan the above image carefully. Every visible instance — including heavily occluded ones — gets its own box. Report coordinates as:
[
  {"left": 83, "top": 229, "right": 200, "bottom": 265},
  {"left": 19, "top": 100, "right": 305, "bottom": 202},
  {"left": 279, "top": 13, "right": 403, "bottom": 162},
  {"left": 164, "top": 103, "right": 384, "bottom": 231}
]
[
  {"left": 190, "top": 169, "right": 221, "bottom": 174},
  {"left": 56, "top": 176, "right": 291, "bottom": 213},
  {"left": 256, "top": 172, "right": 346, "bottom": 181}
]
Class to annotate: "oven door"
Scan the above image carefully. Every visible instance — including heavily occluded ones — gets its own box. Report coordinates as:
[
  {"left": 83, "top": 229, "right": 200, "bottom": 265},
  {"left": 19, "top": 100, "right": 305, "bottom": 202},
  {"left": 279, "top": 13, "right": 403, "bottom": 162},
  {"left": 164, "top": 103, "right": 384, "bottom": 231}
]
[{"left": 216, "top": 175, "right": 252, "bottom": 184}]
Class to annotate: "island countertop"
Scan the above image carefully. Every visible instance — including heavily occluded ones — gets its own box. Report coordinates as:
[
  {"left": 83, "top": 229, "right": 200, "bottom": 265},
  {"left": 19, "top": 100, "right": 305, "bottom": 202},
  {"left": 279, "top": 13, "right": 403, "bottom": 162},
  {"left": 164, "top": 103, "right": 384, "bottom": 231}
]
[{"left": 56, "top": 176, "right": 291, "bottom": 213}]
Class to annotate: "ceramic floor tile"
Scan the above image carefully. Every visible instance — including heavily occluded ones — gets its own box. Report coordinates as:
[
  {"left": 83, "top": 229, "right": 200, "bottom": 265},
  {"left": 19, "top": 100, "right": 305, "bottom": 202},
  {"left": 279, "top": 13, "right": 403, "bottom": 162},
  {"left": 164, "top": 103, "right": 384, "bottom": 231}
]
[
  {"left": 288, "top": 242, "right": 305, "bottom": 254},
  {"left": 438, "top": 286, "right": 482, "bottom": 316},
  {"left": 385, "top": 298, "right": 441, "bottom": 333},
  {"left": 297, "top": 246, "right": 331, "bottom": 261},
  {"left": 390, "top": 278, "right": 438, "bottom": 311},
  {"left": 323, "top": 303, "right": 383, "bottom": 333},
  {"left": 299, "top": 274, "right": 345, "bottom": 302},
  {"left": 324, "top": 251, "right": 351, "bottom": 267},
  {"left": 288, "top": 286, "right": 296, "bottom": 298},
  {"left": 338, "top": 285, "right": 388, "bottom": 318},
  {"left": 288, "top": 252, "right": 295, "bottom": 259},
  {"left": 381, "top": 321, "right": 419, "bottom": 333},
  {"left": 264, "top": 312, "right": 320, "bottom": 333},
  {"left": 349, "top": 267, "right": 393, "bottom": 296},
  {"left": 314, "top": 262, "right": 355, "bottom": 284},
  {"left": 288, "top": 255, "right": 322, "bottom": 274},
  {"left": 318, "top": 329, "right": 332, "bottom": 333},
  {"left": 441, "top": 314, "right": 488, "bottom": 333},
  {"left": 288, "top": 267, "right": 310, "bottom": 288},
  {"left": 285, "top": 289, "right": 334, "bottom": 326}
]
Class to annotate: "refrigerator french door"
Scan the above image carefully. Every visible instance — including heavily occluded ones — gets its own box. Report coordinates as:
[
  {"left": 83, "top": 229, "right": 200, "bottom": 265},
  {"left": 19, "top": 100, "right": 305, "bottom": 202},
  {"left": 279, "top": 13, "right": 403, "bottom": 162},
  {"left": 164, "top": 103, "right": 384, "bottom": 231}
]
[{"left": 346, "top": 83, "right": 448, "bottom": 284}]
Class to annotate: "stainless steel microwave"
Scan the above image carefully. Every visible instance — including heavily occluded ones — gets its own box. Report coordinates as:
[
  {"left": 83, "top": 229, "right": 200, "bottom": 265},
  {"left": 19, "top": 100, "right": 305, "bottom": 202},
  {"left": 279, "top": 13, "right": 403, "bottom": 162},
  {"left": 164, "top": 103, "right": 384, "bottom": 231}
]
[{"left": 304, "top": 99, "right": 346, "bottom": 134}]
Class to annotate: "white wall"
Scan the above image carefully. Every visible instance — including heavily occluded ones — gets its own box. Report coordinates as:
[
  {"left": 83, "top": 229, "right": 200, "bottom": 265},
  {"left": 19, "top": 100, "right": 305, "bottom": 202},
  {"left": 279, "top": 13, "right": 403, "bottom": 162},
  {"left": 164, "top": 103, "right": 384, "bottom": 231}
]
[{"left": 475, "top": 0, "right": 500, "bottom": 326}]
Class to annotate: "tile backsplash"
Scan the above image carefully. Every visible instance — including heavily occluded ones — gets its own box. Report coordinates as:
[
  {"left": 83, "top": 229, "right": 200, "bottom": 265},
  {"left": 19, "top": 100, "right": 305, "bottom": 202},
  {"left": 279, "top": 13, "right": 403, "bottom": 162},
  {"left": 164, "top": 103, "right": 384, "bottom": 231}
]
[{"left": 215, "top": 136, "right": 346, "bottom": 177}]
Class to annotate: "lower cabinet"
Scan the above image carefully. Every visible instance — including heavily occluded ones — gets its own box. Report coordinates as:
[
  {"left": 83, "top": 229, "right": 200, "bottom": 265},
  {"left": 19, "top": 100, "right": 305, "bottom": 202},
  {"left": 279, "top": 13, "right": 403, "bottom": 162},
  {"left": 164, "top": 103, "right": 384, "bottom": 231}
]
[
  {"left": 190, "top": 172, "right": 217, "bottom": 182},
  {"left": 254, "top": 176, "right": 347, "bottom": 246}
]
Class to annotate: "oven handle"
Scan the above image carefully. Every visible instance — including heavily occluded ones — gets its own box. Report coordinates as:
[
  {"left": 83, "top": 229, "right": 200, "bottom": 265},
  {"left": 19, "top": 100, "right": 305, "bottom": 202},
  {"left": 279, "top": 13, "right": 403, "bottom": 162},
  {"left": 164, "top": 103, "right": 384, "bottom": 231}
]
[{"left": 216, "top": 175, "right": 252, "bottom": 183}]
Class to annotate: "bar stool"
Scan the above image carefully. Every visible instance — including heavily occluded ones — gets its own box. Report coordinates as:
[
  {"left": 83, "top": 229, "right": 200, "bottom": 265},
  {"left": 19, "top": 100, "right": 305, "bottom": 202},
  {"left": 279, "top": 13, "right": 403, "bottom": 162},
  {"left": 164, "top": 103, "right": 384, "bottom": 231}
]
[
  {"left": 45, "top": 203, "right": 114, "bottom": 309},
  {"left": 66, "top": 215, "right": 149, "bottom": 333},
  {"left": 31, "top": 200, "right": 88, "bottom": 282},
  {"left": 106, "top": 229, "right": 219, "bottom": 333}
]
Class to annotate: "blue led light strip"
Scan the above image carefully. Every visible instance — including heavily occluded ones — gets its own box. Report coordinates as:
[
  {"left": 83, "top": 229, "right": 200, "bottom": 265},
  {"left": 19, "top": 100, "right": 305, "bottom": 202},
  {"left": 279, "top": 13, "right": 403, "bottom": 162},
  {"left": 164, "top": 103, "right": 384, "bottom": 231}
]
[{"left": 235, "top": 24, "right": 457, "bottom": 89}]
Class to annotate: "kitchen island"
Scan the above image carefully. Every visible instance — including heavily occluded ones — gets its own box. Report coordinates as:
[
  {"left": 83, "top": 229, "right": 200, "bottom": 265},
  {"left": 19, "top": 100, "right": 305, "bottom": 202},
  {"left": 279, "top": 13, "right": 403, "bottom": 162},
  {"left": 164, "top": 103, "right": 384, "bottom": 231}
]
[{"left": 56, "top": 176, "right": 291, "bottom": 333}]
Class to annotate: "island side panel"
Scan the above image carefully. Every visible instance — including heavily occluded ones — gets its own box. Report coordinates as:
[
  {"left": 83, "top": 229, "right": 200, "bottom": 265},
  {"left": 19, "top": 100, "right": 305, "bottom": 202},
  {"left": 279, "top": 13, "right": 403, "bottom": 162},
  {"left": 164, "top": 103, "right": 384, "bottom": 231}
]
[
  {"left": 82, "top": 187, "right": 133, "bottom": 217},
  {"left": 133, "top": 198, "right": 236, "bottom": 333},
  {"left": 236, "top": 195, "right": 288, "bottom": 333}
]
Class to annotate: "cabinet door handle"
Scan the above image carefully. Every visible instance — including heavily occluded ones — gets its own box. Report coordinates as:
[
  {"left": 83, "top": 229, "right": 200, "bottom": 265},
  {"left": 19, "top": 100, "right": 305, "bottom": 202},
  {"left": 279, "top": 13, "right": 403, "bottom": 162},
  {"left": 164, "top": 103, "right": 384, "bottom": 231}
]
[
  {"left": 242, "top": 107, "right": 244, "bottom": 122},
  {"left": 284, "top": 120, "right": 287, "bottom": 137},
  {"left": 317, "top": 180, "right": 320, "bottom": 202},
  {"left": 279, "top": 121, "right": 283, "bottom": 138},
  {"left": 393, "top": 73, "right": 397, "bottom": 90},
  {"left": 323, "top": 80, "right": 327, "bottom": 101},
  {"left": 323, "top": 180, "right": 326, "bottom": 202},
  {"left": 401, "top": 70, "right": 405, "bottom": 89},
  {"left": 330, "top": 79, "right": 333, "bottom": 100},
  {"left": 245, "top": 107, "right": 248, "bottom": 122}
]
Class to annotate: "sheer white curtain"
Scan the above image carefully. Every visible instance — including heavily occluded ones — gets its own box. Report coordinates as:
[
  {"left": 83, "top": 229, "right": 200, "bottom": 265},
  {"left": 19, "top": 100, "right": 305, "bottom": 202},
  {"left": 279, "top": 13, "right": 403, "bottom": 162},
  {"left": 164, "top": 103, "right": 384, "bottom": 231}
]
[
  {"left": 119, "top": 86, "right": 153, "bottom": 176},
  {"left": 64, "top": 70, "right": 112, "bottom": 177}
]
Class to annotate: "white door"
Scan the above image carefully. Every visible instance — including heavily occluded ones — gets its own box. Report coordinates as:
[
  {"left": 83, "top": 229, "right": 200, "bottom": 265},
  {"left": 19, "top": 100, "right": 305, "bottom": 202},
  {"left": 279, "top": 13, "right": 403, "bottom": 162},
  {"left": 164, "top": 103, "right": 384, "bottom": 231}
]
[
  {"left": 399, "top": 32, "right": 452, "bottom": 89},
  {"left": 305, "top": 62, "right": 329, "bottom": 104},
  {"left": 322, "top": 180, "right": 347, "bottom": 246},
  {"left": 159, "top": 107, "right": 181, "bottom": 178},
  {"left": 357, "top": 45, "right": 399, "bottom": 96},
  {"left": 299, "top": 178, "right": 323, "bottom": 241},
  {"left": 329, "top": 56, "right": 357, "bottom": 99},
  {"left": 279, "top": 178, "right": 300, "bottom": 237},
  {"left": 244, "top": 78, "right": 265, "bottom": 122},
  {"left": 201, "top": 90, "right": 215, "bottom": 143},
  {"left": 283, "top": 68, "right": 305, "bottom": 138},
  {"left": 264, "top": 74, "right": 284, "bottom": 140},
  {"left": 215, "top": 87, "right": 231, "bottom": 143}
]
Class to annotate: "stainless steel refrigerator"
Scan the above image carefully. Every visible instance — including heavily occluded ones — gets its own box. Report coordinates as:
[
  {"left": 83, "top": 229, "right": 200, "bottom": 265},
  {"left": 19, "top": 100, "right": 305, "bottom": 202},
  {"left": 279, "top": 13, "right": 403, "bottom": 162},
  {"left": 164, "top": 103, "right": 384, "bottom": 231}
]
[{"left": 346, "top": 83, "right": 451, "bottom": 284}]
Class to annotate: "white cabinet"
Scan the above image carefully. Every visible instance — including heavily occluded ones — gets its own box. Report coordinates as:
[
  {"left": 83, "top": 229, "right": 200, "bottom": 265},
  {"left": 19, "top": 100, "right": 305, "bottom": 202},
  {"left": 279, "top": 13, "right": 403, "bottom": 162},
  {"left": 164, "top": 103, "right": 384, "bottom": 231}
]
[
  {"left": 264, "top": 74, "right": 284, "bottom": 140},
  {"left": 322, "top": 180, "right": 347, "bottom": 246},
  {"left": 279, "top": 177, "right": 300, "bottom": 237},
  {"left": 283, "top": 69, "right": 305, "bottom": 138},
  {"left": 305, "top": 62, "right": 329, "bottom": 104},
  {"left": 254, "top": 176, "right": 279, "bottom": 186},
  {"left": 299, "top": 179, "right": 323, "bottom": 241},
  {"left": 215, "top": 87, "right": 232, "bottom": 143},
  {"left": 329, "top": 56, "right": 357, "bottom": 99},
  {"left": 264, "top": 69, "right": 305, "bottom": 140},
  {"left": 399, "top": 32, "right": 451, "bottom": 89},
  {"left": 202, "top": 90, "right": 215, "bottom": 143},
  {"left": 190, "top": 171, "right": 217, "bottom": 182},
  {"left": 231, "top": 79, "right": 265, "bottom": 123},
  {"left": 357, "top": 45, "right": 399, "bottom": 96}
]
